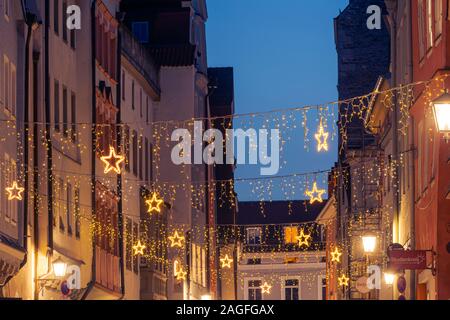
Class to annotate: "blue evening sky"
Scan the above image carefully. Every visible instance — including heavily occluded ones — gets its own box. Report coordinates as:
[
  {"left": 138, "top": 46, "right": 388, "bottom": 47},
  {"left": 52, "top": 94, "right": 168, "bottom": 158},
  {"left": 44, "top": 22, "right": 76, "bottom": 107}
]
[{"left": 206, "top": 0, "right": 349, "bottom": 201}]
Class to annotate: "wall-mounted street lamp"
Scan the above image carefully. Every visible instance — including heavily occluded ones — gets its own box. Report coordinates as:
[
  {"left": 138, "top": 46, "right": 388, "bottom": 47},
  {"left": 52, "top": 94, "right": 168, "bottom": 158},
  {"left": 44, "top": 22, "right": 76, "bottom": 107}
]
[
  {"left": 432, "top": 91, "right": 450, "bottom": 141},
  {"left": 52, "top": 257, "right": 68, "bottom": 278},
  {"left": 362, "top": 234, "right": 377, "bottom": 253},
  {"left": 383, "top": 271, "right": 396, "bottom": 285}
]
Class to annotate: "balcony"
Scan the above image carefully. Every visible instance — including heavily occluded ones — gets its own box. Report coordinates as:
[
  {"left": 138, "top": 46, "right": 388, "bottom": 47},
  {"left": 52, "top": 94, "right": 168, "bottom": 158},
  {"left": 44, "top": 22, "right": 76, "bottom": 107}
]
[
  {"left": 243, "top": 242, "right": 326, "bottom": 254},
  {"left": 120, "top": 26, "right": 161, "bottom": 99}
]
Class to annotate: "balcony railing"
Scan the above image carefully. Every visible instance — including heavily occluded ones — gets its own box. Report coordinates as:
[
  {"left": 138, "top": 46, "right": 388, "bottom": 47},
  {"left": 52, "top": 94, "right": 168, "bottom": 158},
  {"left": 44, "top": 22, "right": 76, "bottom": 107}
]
[
  {"left": 120, "top": 26, "right": 160, "bottom": 97},
  {"left": 243, "top": 242, "right": 326, "bottom": 253}
]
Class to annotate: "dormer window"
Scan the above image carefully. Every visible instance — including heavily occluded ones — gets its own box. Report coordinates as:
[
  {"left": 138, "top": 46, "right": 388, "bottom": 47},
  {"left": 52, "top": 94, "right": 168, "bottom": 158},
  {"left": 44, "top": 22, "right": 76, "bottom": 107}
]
[
  {"left": 132, "top": 22, "right": 149, "bottom": 44},
  {"left": 246, "top": 227, "right": 261, "bottom": 246}
]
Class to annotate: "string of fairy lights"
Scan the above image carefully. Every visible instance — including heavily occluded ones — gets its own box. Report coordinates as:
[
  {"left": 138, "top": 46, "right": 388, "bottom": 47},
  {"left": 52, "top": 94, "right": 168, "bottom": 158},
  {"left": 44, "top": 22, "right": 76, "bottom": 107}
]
[{"left": 1, "top": 74, "right": 448, "bottom": 291}]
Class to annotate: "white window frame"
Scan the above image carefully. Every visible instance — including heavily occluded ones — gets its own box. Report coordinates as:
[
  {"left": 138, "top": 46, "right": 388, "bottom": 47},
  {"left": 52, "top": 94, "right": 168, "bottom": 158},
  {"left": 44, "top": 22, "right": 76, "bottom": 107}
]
[
  {"left": 281, "top": 277, "right": 301, "bottom": 300},
  {"left": 246, "top": 227, "right": 262, "bottom": 246},
  {"left": 318, "top": 275, "right": 327, "bottom": 300},
  {"left": 4, "top": 0, "right": 10, "bottom": 21},
  {"left": 435, "top": 0, "right": 443, "bottom": 39},
  {"left": 418, "top": 0, "right": 426, "bottom": 59},
  {"left": 244, "top": 277, "right": 263, "bottom": 300},
  {"left": 426, "top": 0, "right": 434, "bottom": 49}
]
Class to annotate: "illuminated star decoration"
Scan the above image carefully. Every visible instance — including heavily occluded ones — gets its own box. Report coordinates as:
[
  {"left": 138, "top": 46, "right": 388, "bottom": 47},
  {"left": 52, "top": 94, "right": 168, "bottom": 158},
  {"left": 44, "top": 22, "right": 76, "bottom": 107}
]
[
  {"left": 338, "top": 274, "right": 350, "bottom": 287},
  {"left": 260, "top": 282, "right": 272, "bottom": 294},
  {"left": 168, "top": 231, "right": 185, "bottom": 248},
  {"left": 100, "top": 146, "right": 125, "bottom": 174},
  {"left": 220, "top": 254, "right": 233, "bottom": 269},
  {"left": 145, "top": 193, "right": 164, "bottom": 214},
  {"left": 315, "top": 119, "right": 329, "bottom": 152},
  {"left": 331, "top": 247, "right": 342, "bottom": 263},
  {"left": 305, "top": 182, "right": 326, "bottom": 204},
  {"left": 295, "top": 228, "right": 312, "bottom": 248},
  {"left": 132, "top": 240, "right": 146, "bottom": 256},
  {"left": 6, "top": 181, "right": 25, "bottom": 201}
]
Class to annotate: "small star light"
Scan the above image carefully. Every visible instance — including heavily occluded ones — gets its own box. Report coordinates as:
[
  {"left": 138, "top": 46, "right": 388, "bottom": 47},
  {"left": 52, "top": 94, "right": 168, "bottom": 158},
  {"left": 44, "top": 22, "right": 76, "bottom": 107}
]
[
  {"left": 315, "top": 119, "right": 329, "bottom": 152},
  {"left": 174, "top": 261, "right": 187, "bottom": 281},
  {"left": 6, "top": 181, "right": 25, "bottom": 201},
  {"left": 260, "top": 282, "right": 272, "bottom": 294},
  {"left": 305, "top": 182, "right": 326, "bottom": 204},
  {"left": 168, "top": 231, "right": 185, "bottom": 248},
  {"left": 132, "top": 240, "right": 146, "bottom": 256},
  {"left": 220, "top": 254, "right": 233, "bottom": 269},
  {"left": 338, "top": 274, "right": 350, "bottom": 287},
  {"left": 145, "top": 193, "right": 164, "bottom": 214},
  {"left": 295, "top": 228, "right": 312, "bottom": 247},
  {"left": 331, "top": 247, "right": 342, "bottom": 263},
  {"left": 100, "top": 146, "right": 125, "bottom": 174}
]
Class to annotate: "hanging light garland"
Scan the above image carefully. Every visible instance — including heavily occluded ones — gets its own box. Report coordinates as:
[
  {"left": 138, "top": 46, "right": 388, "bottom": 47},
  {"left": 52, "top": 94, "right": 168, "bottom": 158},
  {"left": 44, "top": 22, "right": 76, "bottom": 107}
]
[
  {"left": 260, "top": 282, "right": 272, "bottom": 294},
  {"left": 337, "top": 274, "right": 350, "bottom": 287},
  {"left": 296, "top": 228, "right": 312, "bottom": 248}
]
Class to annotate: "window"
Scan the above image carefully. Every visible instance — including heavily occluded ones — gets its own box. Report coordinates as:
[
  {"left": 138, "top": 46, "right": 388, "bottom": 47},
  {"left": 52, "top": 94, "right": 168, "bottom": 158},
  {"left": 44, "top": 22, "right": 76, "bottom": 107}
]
[
  {"left": 4, "top": 0, "right": 10, "bottom": 19},
  {"left": 435, "top": 0, "right": 443, "bottom": 38},
  {"left": 131, "top": 80, "right": 135, "bottom": 110},
  {"left": 126, "top": 218, "right": 132, "bottom": 271},
  {"left": 246, "top": 227, "right": 261, "bottom": 245},
  {"left": 62, "top": 86, "right": 68, "bottom": 136},
  {"left": 284, "top": 279, "right": 299, "bottom": 300},
  {"left": 418, "top": 0, "right": 426, "bottom": 59},
  {"left": 10, "top": 63, "right": 16, "bottom": 117},
  {"left": 62, "top": 1, "right": 68, "bottom": 42},
  {"left": 54, "top": 0, "right": 59, "bottom": 35},
  {"left": 132, "top": 22, "right": 149, "bottom": 44},
  {"left": 67, "top": 183, "right": 72, "bottom": 235},
  {"left": 132, "top": 131, "right": 138, "bottom": 176},
  {"left": 124, "top": 125, "right": 130, "bottom": 172},
  {"left": 139, "top": 136, "right": 143, "bottom": 180},
  {"left": 145, "top": 138, "right": 149, "bottom": 182},
  {"left": 140, "top": 90, "right": 143, "bottom": 118},
  {"left": 3, "top": 55, "right": 9, "bottom": 111},
  {"left": 75, "top": 188, "right": 80, "bottom": 239},
  {"left": 146, "top": 97, "right": 149, "bottom": 124},
  {"left": 122, "top": 71, "right": 125, "bottom": 101},
  {"left": 133, "top": 222, "right": 139, "bottom": 274},
  {"left": 71, "top": 92, "right": 76, "bottom": 142},
  {"left": 284, "top": 226, "right": 298, "bottom": 244},
  {"left": 417, "top": 120, "right": 423, "bottom": 196},
  {"left": 58, "top": 178, "right": 65, "bottom": 232},
  {"left": 3, "top": 154, "right": 18, "bottom": 224},
  {"left": 54, "top": 80, "right": 60, "bottom": 132},
  {"left": 247, "top": 280, "right": 262, "bottom": 300},
  {"left": 426, "top": 0, "right": 433, "bottom": 49},
  {"left": 320, "top": 277, "right": 327, "bottom": 300}
]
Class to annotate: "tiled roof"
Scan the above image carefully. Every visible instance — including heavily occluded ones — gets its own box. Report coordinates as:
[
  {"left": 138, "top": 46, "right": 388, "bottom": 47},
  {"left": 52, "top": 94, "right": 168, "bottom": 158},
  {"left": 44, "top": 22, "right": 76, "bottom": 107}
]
[
  {"left": 149, "top": 44, "right": 196, "bottom": 67},
  {"left": 235, "top": 200, "right": 327, "bottom": 226}
]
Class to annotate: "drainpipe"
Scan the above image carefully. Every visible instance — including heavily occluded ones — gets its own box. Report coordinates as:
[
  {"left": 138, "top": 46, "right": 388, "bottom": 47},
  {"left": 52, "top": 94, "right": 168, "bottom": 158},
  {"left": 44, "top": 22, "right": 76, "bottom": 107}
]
[
  {"left": 116, "top": 22, "right": 125, "bottom": 299},
  {"left": 82, "top": 1, "right": 98, "bottom": 300},
  {"left": 407, "top": 0, "right": 416, "bottom": 300},
  {"left": 44, "top": 0, "right": 54, "bottom": 255}
]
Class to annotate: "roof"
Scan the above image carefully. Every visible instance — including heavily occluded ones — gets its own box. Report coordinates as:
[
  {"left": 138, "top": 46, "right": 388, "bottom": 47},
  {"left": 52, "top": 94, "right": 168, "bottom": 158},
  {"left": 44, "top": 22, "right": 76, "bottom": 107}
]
[
  {"left": 236, "top": 200, "right": 327, "bottom": 226},
  {"left": 149, "top": 44, "right": 196, "bottom": 67},
  {"left": 208, "top": 67, "right": 235, "bottom": 109}
]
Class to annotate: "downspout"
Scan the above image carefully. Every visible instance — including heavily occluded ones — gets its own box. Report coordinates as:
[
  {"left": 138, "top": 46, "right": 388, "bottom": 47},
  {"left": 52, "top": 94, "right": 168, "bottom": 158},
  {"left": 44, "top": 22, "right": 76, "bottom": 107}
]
[
  {"left": 32, "top": 51, "right": 40, "bottom": 301},
  {"left": 82, "top": 1, "right": 98, "bottom": 299},
  {"left": 44, "top": 0, "right": 53, "bottom": 254},
  {"left": 408, "top": 0, "right": 416, "bottom": 300},
  {"left": 116, "top": 23, "right": 125, "bottom": 299}
]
